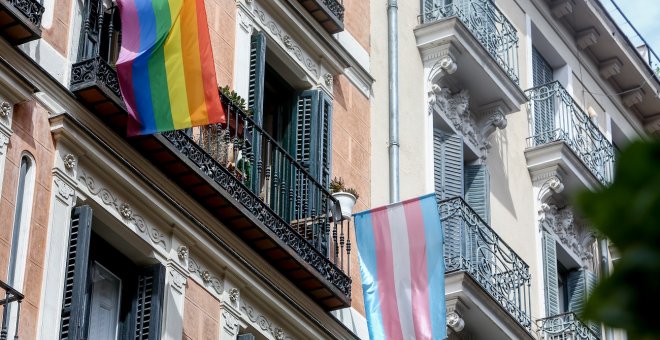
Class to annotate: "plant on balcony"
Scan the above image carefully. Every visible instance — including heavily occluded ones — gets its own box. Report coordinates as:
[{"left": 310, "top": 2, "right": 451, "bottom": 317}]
[
  {"left": 220, "top": 85, "right": 252, "bottom": 116},
  {"left": 330, "top": 177, "right": 359, "bottom": 219}
]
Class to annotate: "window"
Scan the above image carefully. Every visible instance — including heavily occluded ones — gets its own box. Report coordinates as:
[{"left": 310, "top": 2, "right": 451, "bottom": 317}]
[
  {"left": 6, "top": 155, "right": 36, "bottom": 338},
  {"left": 78, "top": 0, "right": 121, "bottom": 63},
  {"left": 433, "top": 129, "right": 490, "bottom": 222},
  {"left": 542, "top": 231, "right": 600, "bottom": 334},
  {"left": 59, "top": 206, "right": 165, "bottom": 340},
  {"left": 247, "top": 32, "right": 333, "bottom": 253},
  {"left": 532, "top": 47, "right": 555, "bottom": 138}
]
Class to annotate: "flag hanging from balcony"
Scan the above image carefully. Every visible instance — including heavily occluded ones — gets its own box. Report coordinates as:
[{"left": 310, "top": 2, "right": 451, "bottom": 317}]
[
  {"left": 116, "top": 0, "right": 225, "bottom": 136},
  {"left": 354, "top": 193, "right": 446, "bottom": 340}
]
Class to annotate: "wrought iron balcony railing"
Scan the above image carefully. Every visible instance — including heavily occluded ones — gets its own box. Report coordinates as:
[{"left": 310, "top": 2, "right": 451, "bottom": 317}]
[
  {"left": 161, "top": 93, "right": 352, "bottom": 298},
  {"left": 537, "top": 312, "right": 600, "bottom": 340},
  {"left": 0, "top": 279, "right": 24, "bottom": 340},
  {"left": 525, "top": 81, "right": 615, "bottom": 185},
  {"left": 439, "top": 197, "right": 532, "bottom": 331},
  {"left": 0, "top": 0, "right": 44, "bottom": 44},
  {"left": 297, "top": 0, "right": 345, "bottom": 33},
  {"left": 422, "top": 0, "right": 520, "bottom": 84}
]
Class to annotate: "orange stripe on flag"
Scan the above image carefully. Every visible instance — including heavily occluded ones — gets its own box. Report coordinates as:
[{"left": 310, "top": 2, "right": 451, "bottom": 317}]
[
  {"left": 195, "top": 0, "right": 225, "bottom": 124},
  {"left": 180, "top": 0, "right": 208, "bottom": 126}
]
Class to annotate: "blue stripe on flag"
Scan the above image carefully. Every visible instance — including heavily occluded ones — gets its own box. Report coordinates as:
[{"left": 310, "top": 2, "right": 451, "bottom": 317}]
[
  {"left": 420, "top": 194, "right": 446, "bottom": 340},
  {"left": 354, "top": 211, "right": 386, "bottom": 340}
]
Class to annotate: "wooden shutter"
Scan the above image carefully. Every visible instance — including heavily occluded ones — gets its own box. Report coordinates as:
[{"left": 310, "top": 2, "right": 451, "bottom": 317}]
[
  {"left": 60, "top": 206, "right": 94, "bottom": 340},
  {"left": 237, "top": 334, "right": 256, "bottom": 340},
  {"left": 433, "top": 129, "right": 464, "bottom": 200},
  {"left": 131, "top": 264, "right": 166, "bottom": 340},
  {"left": 542, "top": 231, "right": 560, "bottom": 317},
  {"left": 248, "top": 32, "right": 266, "bottom": 125},
  {"left": 567, "top": 268, "right": 601, "bottom": 336},
  {"left": 532, "top": 48, "right": 555, "bottom": 138},
  {"left": 248, "top": 32, "right": 266, "bottom": 192},
  {"left": 464, "top": 164, "right": 490, "bottom": 223}
]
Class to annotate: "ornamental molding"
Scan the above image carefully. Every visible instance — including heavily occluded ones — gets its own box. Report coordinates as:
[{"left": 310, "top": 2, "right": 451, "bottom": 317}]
[
  {"left": 0, "top": 133, "right": 9, "bottom": 156},
  {"left": 169, "top": 269, "right": 188, "bottom": 295},
  {"left": 53, "top": 177, "right": 76, "bottom": 203},
  {"left": 240, "top": 303, "right": 292, "bottom": 340},
  {"left": 429, "top": 87, "right": 505, "bottom": 160},
  {"left": 539, "top": 204, "right": 596, "bottom": 269},
  {"left": 221, "top": 310, "right": 240, "bottom": 335},
  {"left": 0, "top": 102, "right": 11, "bottom": 118},
  {"left": 63, "top": 154, "right": 77, "bottom": 170},
  {"left": 228, "top": 288, "right": 240, "bottom": 303},
  {"left": 78, "top": 172, "right": 168, "bottom": 249},
  {"left": 188, "top": 256, "right": 223, "bottom": 295},
  {"left": 253, "top": 6, "right": 319, "bottom": 77}
]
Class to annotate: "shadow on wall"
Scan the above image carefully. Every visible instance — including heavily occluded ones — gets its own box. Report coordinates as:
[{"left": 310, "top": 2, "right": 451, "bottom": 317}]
[{"left": 489, "top": 129, "right": 517, "bottom": 219}]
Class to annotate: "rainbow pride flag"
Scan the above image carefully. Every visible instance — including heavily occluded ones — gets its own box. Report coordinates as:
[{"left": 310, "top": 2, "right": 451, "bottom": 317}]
[
  {"left": 116, "top": 0, "right": 225, "bottom": 135},
  {"left": 354, "top": 194, "right": 446, "bottom": 340}
]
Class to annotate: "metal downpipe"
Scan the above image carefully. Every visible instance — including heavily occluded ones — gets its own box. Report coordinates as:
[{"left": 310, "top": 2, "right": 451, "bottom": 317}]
[{"left": 387, "top": 0, "right": 399, "bottom": 203}]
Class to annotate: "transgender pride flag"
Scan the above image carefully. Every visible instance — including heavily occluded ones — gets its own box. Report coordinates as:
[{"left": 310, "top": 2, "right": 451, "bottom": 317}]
[{"left": 354, "top": 193, "right": 446, "bottom": 340}]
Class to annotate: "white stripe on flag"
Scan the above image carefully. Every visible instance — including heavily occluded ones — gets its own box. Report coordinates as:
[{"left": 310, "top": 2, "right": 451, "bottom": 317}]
[{"left": 388, "top": 204, "right": 415, "bottom": 339}]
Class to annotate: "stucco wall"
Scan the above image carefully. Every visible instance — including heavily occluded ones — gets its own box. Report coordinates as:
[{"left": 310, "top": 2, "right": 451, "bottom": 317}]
[
  {"left": 183, "top": 280, "right": 222, "bottom": 340},
  {"left": 0, "top": 101, "right": 54, "bottom": 339},
  {"left": 343, "top": 0, "right": 371, "bottom": 50},
  {"left": 206, "top": 0, "right": 236, "bottom": 87}
]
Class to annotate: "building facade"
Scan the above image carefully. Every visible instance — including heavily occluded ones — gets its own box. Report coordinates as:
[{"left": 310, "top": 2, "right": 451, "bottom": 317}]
[
  {"left": 0, "top": 0, "right": 372, "bottom": 338},
  {"left": 369, "top": 0, "right": 656, "bottom": 339}
]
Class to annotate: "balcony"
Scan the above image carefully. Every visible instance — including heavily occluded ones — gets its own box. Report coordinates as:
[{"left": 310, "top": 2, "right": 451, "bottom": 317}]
[
  {"left": 70, "top": 59, "right": 352, "bottom": 310},
  {"left": 0, "top": 0, "right": 44, "bottom": 45},
  {"left": 537, "top": 312, "right": 600, "bottom": 340},
  {"left": 440, "top": 197, "right": 533, "bottom": 339},
  {"left": 297, "top": 0, "right": 344, "bottom": 34},
  {"left": 0, "top": 279, "right": 24, "bottom": 339},
  {"left": 422, "top": 0, "right": 519, "bottom": 85},
  {"left": 416, "top": 0, "right": 526, "bottom": 117},
  {"left": 524, "top": 81, "right": 615, "bottom": 191}
]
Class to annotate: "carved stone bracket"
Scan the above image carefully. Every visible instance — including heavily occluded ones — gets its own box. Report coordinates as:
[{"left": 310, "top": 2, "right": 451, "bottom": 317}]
[
  {"left": 428, "top": 54, "right": 458, "bottom": 85},
  {"left": 446, "top": 298, "right": 468, "bottom": 337},
  {"left": 240, "top": 303, "right": 292, "bottom": 340},
  {"left": 188, "top": 256, "right": 223, "bottom": 295},
  {"left": 168, "top": 266, "right": 188, "bottom": 295},
  {"left": 222, "top": 309, "right": 241, "bottom": 336},
  {"left": 537, "top": 175, "right": 565, "bottom": 205},
  {"left": 538, "top": 205, "right": 596, "bottom": 269},
  {"left": 78, "top": 172, "right": 168, "bottom": 249},
  {"left": 0, "top": 133, "right": 9, "bottom": 156},
  {"left": 54, "top": 177, "right": 76, "bottom": 204}
]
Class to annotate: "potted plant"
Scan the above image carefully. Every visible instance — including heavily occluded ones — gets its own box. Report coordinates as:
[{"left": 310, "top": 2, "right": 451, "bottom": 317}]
[{"left": 330, "top": 177, "right": 359, "bottom": 219}]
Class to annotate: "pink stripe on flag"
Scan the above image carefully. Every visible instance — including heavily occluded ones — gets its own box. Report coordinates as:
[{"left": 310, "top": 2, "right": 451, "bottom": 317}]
[
  {"left": 116, "top": 0, "right": 141, "bottom": 135},
  {"left": 405, "top": 200, "right": 433, "bottom": 339},
  {"left": 372, "top": 208, "right": 404, "bottom": 340}
]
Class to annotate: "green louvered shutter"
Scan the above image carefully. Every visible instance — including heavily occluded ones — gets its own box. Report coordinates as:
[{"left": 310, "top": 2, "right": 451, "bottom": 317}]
[
  {"left": 60, "top": 206, "right": 93, "bottom": 340},
  {"left": 532, "top": 48, "right": 555, "bottom": 140},
  {"left": 464, "top": 164, "right": 490, "bottom": 223},
  {"left": 130, "top": 264, "right": 166, "bottom": 340},
  {"left": 248, "top": 32, "right": 266, "bottom": 192},
  {"left": 542, "top": 231, "right": 560, "bottom": 317}
]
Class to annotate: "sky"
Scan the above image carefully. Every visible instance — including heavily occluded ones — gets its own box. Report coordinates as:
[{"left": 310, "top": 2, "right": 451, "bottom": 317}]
[{"left": 609, "top": 0, "right": 660, "bottom": 54}]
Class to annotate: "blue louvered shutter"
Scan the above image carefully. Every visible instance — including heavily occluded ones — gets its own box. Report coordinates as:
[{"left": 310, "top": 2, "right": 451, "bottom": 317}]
[
  {"left": 434, "top": 129, "right": 464, "bottom": 268},
  {"left": 464, "top": 164, "right": 490, "bottom": 223},
  {"left": 464, "top": 164, "right": 490, "bottom": 271},
  {"left": 567, "top": 268, "right": 601, "bottom": 336},
  {"left": 130, "top": 264, "right": 166, "bottom": 340},
  {"left": 433, "top": 129, "right": 464, "bottom": 200},
  {"left": 532, "top": 48, "right": 555, "bottom": 140},
  {"left": 60, "top": 206, "right": 93, "bottom": 340},
  {"left": 542, "top": 231, "right": 560, "bottom": 317}
]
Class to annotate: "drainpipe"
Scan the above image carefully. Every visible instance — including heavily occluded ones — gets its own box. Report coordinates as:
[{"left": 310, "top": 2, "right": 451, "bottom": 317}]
[
  {"left": 387, "top": 0, "right": 400, "bottom": 203},
  {"left": 599, "top": 237, "right": 615, "bottom": 340}
]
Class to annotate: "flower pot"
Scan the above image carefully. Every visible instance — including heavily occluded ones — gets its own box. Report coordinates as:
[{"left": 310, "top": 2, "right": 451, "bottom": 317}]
[{"left": 332, "top": 192, "right": 357, "bottom": 220}]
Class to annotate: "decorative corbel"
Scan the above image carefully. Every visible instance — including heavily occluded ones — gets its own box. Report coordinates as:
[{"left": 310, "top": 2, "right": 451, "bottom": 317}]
[
  {"left": 428, "top": 55, "right": 457, "bottom": 85},
  {"left": 446, "top": 298, "right": 468, "bottom": 334},
  {"left": 538, "top": 175, "right": 564, "bottom": 205},
  {"left": 478, "top": 103, "right": 507, "bottom": 138}
]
